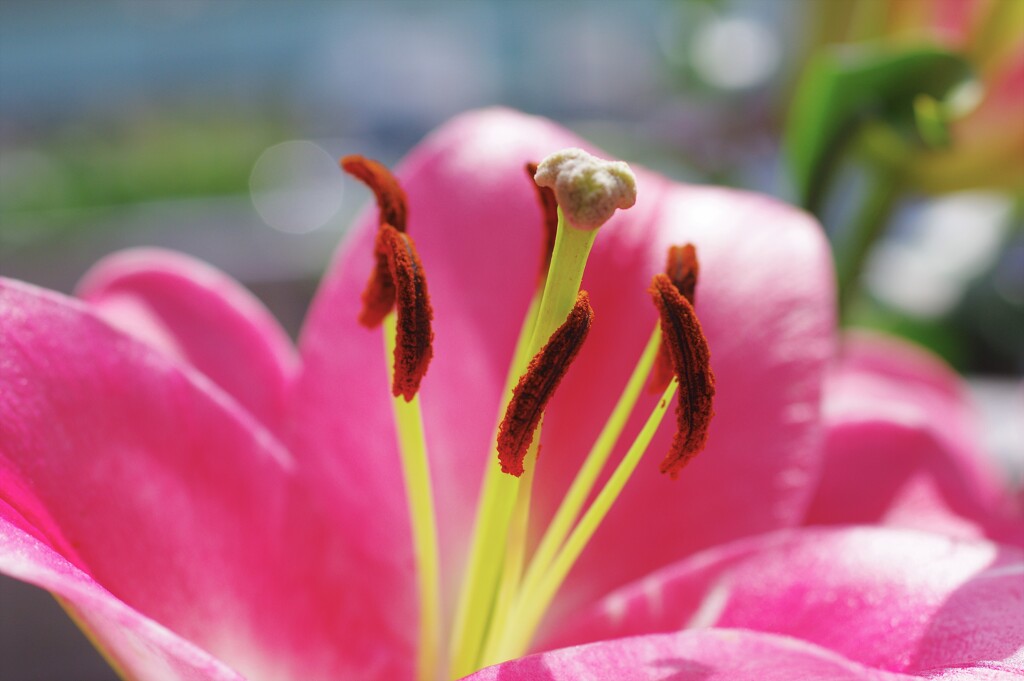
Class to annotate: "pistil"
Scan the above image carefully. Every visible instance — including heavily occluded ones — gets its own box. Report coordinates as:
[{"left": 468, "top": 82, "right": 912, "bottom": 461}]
[{"left": 450, "top": 150, "right": 636, "bottom": 676}]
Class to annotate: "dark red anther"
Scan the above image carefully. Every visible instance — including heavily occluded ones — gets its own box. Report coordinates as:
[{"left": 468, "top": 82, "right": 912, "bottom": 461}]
[
  {"left": 359, "top": 241, "right": 398, "bottom": 329},
  {"left": 340, "top": 155, "right": 408, "bottom": 232},
  {"left": 341, "top": 156, "right": 433, "bottom": 400},
  {"left": 649, "top": 273, "right": 715, "bottom": 478},
  {"left": 665, "top": 244, "right": 698, "bottom": 304},
  {"left": 497, "top": 292, "right": 595, "bottom": 477},
  {"left": 526, "top": 161, "right": 559, "bottom": 282},
  {"left": 341, "top": 155, "right": 411, "bottom": 328},
  {"left": 380, "top": 226, "right": 434, "bottom": 401},
  {"left": 649, "top": 244, "right": 700, "bottom": 394}
]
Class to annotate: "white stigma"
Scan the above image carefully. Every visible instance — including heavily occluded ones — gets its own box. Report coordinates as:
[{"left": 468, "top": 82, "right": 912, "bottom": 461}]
[{"left": 534, "top": 148, "right": 637, "bottom": 230}]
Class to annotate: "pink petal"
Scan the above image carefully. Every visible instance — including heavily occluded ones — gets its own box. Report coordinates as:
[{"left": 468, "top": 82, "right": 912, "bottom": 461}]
[
  {"left": 77, "top": 248, "right": 298, "bottom": 433},
  {"left": 548, "top": 527, "right": 1024, "bottom": 673},
  {"left": 464, "top": 628, "right": 939, "bottom": 681},
  {"left": 0, "top": 510, "right": 244, "bottom": 681},
  {"left": 292, "top": 108, "right": 835, "bottom": 615},
  {"left": 0, "top": 278, "right": 413, "bottom": 680},
  {"left": 806, "top": 331, "right": 1024, "bottom": 546}
]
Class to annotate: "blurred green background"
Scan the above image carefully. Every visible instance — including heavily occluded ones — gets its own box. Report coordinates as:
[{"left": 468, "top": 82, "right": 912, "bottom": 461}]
[{"left": 0, "top": 1, "right": 1021, "bottom": 679}]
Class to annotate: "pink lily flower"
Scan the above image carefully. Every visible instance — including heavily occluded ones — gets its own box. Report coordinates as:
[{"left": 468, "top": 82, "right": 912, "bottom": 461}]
[{"left": 1, "top": 109, "right": 1020, "bottom": 679}]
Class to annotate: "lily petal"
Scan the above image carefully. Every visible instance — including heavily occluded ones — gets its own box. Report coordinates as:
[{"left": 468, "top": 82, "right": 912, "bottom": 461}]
[
  {"left": 76, "top": 247, "right": 298, "bottom": 433},
  {"left": 806, "top": 331, "right": 1024, "bottom": 545},
  {"left": 0, "top": 278, "right": 411, "bottom": 680},
  {"left": 0, "top": 509, "right": 244, "bottom": 681},
  {"left": 547, "top": 526, "right": 1024, "bottom": 673},
  {"left": 464, "top": 628, "right": 990, "bottom": 681}
]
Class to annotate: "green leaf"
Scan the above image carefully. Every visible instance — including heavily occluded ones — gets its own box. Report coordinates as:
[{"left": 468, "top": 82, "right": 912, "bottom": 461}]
[{"left": 784, "top": 44, "right": 971, "bottom": 212}]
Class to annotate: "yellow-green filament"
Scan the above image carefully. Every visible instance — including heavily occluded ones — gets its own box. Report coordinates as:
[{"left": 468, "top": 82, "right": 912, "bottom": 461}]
[
  {"left": 384, "top": 313, "right": 441, "bottom": 681},
  {"left": 499, "top": 377, "right": 680, "bottom": 659},
  {"left": 518, "top": 325, "right": 661, "bottom": 612},
  {"left": 448, "top": 294, "right": 539, "bottom": 679},
  {"left": 477, "top": 436, "right": 539, "bottom": 667}
]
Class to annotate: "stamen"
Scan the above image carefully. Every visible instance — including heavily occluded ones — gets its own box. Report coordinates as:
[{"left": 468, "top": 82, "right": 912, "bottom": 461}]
[
  {"left": 534, "top": 148, "right": 636, "bottom": 230},
  {"left": 649, "top": 273, "right": 715, "bottom": 477},
  {"left": 452, "top": 149, "right": 635, "bottom": 677},
  {"left": 359, "top": 237, "right": 398, "bottom": 329},
  {"left": 344, "top": 153, "right": 437, "bottom": 678},
  {"left": 525, "top": 161, "right": 558, "bottom": 281},
  {"left": 666, "top": 243, "right": 699, "bottom": 303},
  {"left": 380, "top": 225, "right": 434, "bottom": 401},
  {"left": 650, "top": 244, "right": 699, "bottom": 394},
  {"left": 340, "top": 155, "right": 408, "bottom": 231},
  {"left": 341, "top": 155, "right": 410, "bottom": 328},
  {"left": 497, "top": 291, "right": 594, "bottom": 477}
]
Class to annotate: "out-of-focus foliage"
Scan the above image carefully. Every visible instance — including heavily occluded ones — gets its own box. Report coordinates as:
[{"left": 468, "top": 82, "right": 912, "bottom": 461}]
[
  {"left": 785, "top": 46, "right": 970, "bottom": 213},
  {"left": 788, "top": 0, "right": 1023, "bottom": 373},
  {"left": 804, "top": 0, "right": 1024, "bottom": 195},
  {"left": 1, "top": 110, "right": 284, "bottom": 225}
]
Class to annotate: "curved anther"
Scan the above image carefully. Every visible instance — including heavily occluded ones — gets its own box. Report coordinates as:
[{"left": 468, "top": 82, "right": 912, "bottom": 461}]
[
  {"left": 380, "top": 225, "right": 434, "bottom": 401},
  {"left": 666, "top": 243, "right": 699, "bottom": 304},
  {"left": 649, "top": 273, "right": 715, "bottom": 478},
  {"left": 650, "top": 243, "right": 700, "bottom": 394},
  {"left": 341, "top": 155, "right": 408, "bottom": 232},
  {"left": 341, "top": 155, "right": 414, "bottom": 329},
  {"left": 525, "top": 161, "right": 559, "bottom": 281},
  {"left": 497, "top": 291, "right": 595, "bottom": 477}
]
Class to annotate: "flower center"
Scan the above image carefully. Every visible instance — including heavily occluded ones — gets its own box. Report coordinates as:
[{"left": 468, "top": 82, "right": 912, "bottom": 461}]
[{"left": 342, "top": 150, "right": 714, "bottom": 680}]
